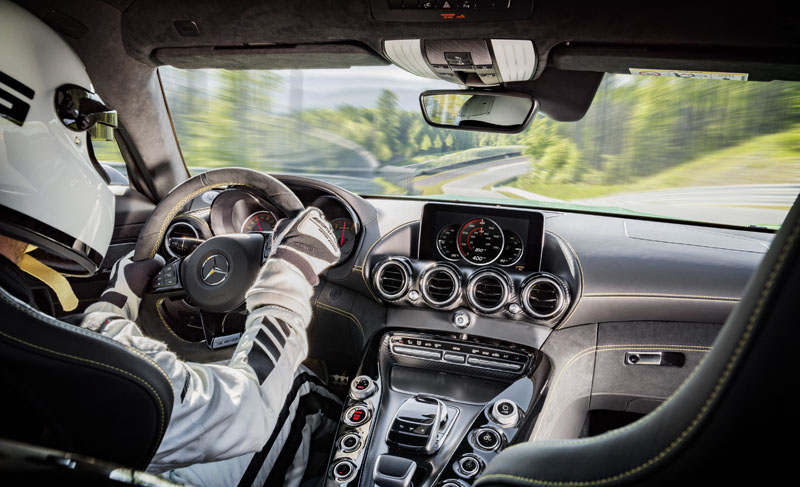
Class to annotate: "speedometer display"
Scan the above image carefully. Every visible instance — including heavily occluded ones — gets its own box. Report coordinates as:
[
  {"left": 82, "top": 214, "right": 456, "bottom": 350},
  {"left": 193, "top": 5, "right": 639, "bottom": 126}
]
[
  {"left": 241, "top": 211, "right": 277, "bottom": 233},
  {"left": 497, "top": 230, "right": 524, "bottom": 266},
  {"left": 457, "top": 218, "right": 504, "bottom": 265},
  {"left": 436, "top": 224, "right": 460, "bottom": 260}
]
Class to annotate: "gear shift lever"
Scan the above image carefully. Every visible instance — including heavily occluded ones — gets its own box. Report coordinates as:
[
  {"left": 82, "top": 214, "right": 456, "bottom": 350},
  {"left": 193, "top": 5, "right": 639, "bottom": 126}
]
[{"left": 387, "top": 395, "right": 448, "bottom": 454}]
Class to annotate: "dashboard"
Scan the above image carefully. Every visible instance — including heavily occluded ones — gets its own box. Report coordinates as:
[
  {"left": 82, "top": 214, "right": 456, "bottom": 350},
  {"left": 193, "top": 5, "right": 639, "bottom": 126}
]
[
  {"left": 160, "top": 186, "right": 361, "bottom": 266},
  {"left": 133, "top": 176, "right": 773, "bottom": 486}
]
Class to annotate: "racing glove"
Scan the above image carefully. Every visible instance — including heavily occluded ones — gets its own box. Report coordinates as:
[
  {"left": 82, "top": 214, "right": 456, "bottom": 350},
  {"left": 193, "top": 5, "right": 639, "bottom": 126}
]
[
  {"left": 245, "top": 207, "right": 341, "bottom": 326},
  {"left": 85, "top": 251, "right": 164, "bottom": 322}
]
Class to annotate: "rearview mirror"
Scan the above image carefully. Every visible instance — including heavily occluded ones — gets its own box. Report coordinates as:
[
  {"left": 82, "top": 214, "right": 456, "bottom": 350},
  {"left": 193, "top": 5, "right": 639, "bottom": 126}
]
[{"left": 419, "top": 90, "right": 537, "bottom": 134}]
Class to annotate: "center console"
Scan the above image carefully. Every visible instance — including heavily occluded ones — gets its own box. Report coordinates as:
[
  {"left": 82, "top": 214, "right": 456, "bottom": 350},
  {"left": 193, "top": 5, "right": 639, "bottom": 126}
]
[{"left": 325, "top": 331, "right": 547, "bottom": 487}]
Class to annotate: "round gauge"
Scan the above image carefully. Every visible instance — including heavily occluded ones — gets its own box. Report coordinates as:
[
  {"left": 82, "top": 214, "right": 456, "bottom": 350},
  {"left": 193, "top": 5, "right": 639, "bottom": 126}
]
[
  {"left": 241, "top": 211, "right": 278, "bottom": 233},
  {"left": 331, "top": 218, "right": 356, "bottom": 262},
  {"left": 436, "top": 224, "right": 460, "bottom": 261},
  {"left": 457, "top": 218, "right": 504, "bottom": 265},
  {"left": 497, "top": 230, "right": 524, "bottom": 267}
]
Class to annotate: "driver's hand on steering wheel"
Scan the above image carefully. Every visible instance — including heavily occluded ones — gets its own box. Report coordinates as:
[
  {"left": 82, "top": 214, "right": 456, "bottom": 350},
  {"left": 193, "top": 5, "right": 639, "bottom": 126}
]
[
  {"left": 268, "top": 207, "right": 341, "bottom": 286},
  {"left": 86, "top": 251, "right": 165, "bottom": 322}
]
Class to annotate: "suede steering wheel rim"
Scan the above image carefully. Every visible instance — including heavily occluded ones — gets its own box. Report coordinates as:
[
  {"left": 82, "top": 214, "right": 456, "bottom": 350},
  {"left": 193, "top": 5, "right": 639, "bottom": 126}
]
[{"left": 133, "top": 168, "right": 304, "bottom": 262}]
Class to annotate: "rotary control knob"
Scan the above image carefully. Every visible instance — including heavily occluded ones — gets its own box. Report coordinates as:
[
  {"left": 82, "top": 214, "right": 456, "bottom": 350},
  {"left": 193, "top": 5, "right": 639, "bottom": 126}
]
[
  {"left": 491, "top": 399, "right": 519, "bottom": 427},
  {"left": 349, "top": 375, "right": 376, "bottom": 400}
]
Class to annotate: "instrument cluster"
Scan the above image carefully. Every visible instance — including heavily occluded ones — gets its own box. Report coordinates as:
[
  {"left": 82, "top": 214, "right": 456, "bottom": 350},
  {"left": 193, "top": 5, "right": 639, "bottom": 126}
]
[
  {"left": 436, "top": 217, "right": 525, "bottom": 267},
  {"left": 421, "top": 203, "right": 545, "bottom": 272}
]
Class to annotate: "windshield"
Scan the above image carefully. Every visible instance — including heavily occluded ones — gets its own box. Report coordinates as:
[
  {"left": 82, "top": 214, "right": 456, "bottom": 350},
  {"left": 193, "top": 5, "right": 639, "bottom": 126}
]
[{"left": 160, "top": 66, "right": 800, "bottom": 229}]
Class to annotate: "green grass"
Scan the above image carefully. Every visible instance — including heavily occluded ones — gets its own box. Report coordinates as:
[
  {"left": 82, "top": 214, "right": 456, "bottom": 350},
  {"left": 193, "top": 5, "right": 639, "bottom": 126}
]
[{"left": 508, "top": 126, "right": 800, "bottom": 201}]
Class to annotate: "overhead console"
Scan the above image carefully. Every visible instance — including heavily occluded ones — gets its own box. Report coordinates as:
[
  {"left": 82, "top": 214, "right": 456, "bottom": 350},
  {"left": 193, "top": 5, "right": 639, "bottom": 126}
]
[
  {"left": 384, "top": 39, "right": 537, "bottom": 87},
  {"left": 371, "top": 0, "right": 534, "bottom": 23}
]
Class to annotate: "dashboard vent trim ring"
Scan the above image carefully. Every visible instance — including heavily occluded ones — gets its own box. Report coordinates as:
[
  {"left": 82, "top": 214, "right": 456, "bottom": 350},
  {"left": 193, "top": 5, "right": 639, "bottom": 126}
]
[
  {"left": 521, "top": 273, "right": 569, "bottom": 320},
  {"left": 373, "top": 258, "right": 411, "bottom": 301},
  {"left": 164, "top": 221, "right": 200, "bottom": 258},
  {"left": 420, "top": 264, "right": 461, "bottom": 307},
  {"left": 466, "top": 269, "right": 510, "bottom": 314}
]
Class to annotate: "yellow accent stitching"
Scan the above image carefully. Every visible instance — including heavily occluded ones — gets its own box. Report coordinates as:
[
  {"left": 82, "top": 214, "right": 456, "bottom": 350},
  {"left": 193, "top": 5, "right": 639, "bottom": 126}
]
[
  {"left": 315, "top": 301, "right": 365, "bottom": 338},
  {"left": 478, "top": 216, "right": 800, "bottom": 486},
  {"left": 582, "top": 293, "right": 739, "bottom": 302},
  {"left": 155, "top": 298, "right": 202, "bottom": 344},
  {"left": 549, "top": 231, "right": 584, "bottom": 331},
  {"left": 149, "top": 182, "right": 257, "bottom": 258},
  {"left": 530, "top": 344, "right": 711, "bottom": 441},
  {"left": 0, "top": 296, "right": 168, "bottom": 460}
]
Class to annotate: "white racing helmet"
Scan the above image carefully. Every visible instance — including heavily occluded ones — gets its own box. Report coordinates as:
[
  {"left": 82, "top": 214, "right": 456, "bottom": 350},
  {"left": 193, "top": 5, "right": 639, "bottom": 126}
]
[
  {"left": 0, "top": 0, "right": 118, "bottom": 275},
  {"left": 456, "top": 94, "right": 534, "bottom": 128}
]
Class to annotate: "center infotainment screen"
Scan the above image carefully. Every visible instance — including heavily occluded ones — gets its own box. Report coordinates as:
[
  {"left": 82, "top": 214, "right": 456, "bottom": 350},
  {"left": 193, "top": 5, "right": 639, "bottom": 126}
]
[{"left": 418, "top": 202, "right": 545, "bottom": 271}]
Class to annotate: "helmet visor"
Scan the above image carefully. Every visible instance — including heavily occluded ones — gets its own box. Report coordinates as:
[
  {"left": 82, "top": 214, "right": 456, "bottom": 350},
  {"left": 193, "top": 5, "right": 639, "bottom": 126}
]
[{"left": 54, "top": 84, "right": 118, "bottom": 138}]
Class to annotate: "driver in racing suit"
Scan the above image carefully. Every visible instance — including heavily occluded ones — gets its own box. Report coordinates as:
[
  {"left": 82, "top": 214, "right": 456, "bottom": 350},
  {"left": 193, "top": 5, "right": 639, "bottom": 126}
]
[
  {"left": 0, "top": 1, "right": 342, "bottom": 485},
  {"left": 82, "top": 208, "right": 343, "bottom": 487}
]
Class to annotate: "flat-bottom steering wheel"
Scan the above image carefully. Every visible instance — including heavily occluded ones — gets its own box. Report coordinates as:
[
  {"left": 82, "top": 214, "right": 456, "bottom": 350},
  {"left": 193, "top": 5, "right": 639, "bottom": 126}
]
[{"left": 133, "top": 168, "right": 304, "bottom": 348}]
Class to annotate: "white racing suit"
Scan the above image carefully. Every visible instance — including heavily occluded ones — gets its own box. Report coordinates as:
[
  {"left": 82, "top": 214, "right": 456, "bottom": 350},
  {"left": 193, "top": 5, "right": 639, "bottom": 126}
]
[{"left": 81, "top": 209, "right": 343, "bottom": 487}]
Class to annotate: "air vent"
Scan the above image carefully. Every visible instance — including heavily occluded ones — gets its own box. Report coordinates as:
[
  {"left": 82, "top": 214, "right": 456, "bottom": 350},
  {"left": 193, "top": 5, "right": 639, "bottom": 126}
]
[
  {"left": 165, "top": 221, "right": 200, "bottom": 258},
  {"left": 521, "top": 274, "right": 569, "bottom": 320},
  {"left": 467, "top": 270, "right": 509, "bottom": 314},
  {"left": 374, "top": 259, "right": 411, "bottom": 301},
  {"left": 421, "top": 265, "right": 461, "bottom": 307}
]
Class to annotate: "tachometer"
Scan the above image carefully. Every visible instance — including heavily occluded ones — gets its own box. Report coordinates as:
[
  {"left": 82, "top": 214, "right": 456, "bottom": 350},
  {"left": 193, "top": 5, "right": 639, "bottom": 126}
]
[
  {"left": 331, "top": 218, "right": 356, "bottom": 263},
  {"left": 436, "top": 224, "right": 460, "bottom": 261},
  {"left": 457, "top": 218, "right": 504, "bottom": 265},
  {"left": 241, "top": 211, "right": 277, "bottom": 233},
  {"left": 497, "top": 230, "right": 524, "bottom": 267}
]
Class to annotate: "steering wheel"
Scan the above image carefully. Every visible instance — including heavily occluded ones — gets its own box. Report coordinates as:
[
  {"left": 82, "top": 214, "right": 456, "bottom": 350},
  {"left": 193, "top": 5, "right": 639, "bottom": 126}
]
[{"left": 133, "top": 168, "right": 303, "bottom": 349}]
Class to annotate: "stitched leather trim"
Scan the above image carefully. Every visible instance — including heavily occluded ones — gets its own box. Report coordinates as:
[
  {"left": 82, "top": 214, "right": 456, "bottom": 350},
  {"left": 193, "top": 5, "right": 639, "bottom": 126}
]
[
  {"left": 582, "top": 293, "right": 739, "bottom": 302},
  {"left": 530, "top": 344, "right": 712, "bottom": 441},
  {"left": 155, "top": 298, "right": 202, "bottom": 343},
  {"left": 0, "top": 290, "right": 169, "bottom": 462},
  {"left": 478, "top": 215, "right": 800, "bottom": 486},
  {"left": 315, "top": 301, "right": 365, "bottom": 338},
  {"left": 549, "top": 231, "right": 584, "bottom": 331}
]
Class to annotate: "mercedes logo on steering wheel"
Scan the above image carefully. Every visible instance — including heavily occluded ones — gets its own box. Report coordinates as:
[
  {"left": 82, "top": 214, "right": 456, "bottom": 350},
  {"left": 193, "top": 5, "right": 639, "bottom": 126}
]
[{"left": 201, "top": 254, "right": 230, "bottom": 286}]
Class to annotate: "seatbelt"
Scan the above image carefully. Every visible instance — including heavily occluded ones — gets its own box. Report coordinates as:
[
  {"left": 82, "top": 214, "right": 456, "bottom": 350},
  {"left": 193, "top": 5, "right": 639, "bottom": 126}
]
[{"left": 18, "top": 245, "right": 78, "bottom": 312}]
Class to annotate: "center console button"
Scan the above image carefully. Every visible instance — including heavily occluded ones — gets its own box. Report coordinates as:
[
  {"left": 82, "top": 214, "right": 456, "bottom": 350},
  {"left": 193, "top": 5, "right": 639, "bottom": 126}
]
[
  {"left": 339, "top": 432, "right": 361, "bottom": 453},
  {"left": 332, "top": 459, "right": 357, "bottom": 483},
  {"left": 474, "top": 427, "right": 502, "bottom": 451},
  {"left": 441, "top": 480, "right": 469, "bottom": 487},
  {"left": 443, "top": 352, "right": 466, "bottom": 363},
  {"left": 344, "top": 404, "right": 371, "bottom": 427},
  {"left": 350, "top": 375, "right": 376, "bottom": 400},
  {"left": 455, "top": 454, "right": 483, "bottom": 479},
  {"left": 491, "top": 399, "right": 519, "bottom": 427},
  {"left": 393, "top": 345, "right": 443, "bottom": 360}
]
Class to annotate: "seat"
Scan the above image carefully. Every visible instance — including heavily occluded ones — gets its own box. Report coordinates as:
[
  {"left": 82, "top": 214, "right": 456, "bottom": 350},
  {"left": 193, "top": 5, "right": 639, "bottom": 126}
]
[
  {"left": 0, "top": 286, "right": 173, "bottom": 469},
  {"left": 477, "top": 196, "right": 800, "bottom": 486}
]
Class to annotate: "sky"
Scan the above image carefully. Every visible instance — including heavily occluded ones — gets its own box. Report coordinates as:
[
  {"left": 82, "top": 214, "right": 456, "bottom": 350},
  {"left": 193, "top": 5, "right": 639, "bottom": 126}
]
[{"left": 270, "top": 65, "right": 453, "bottom": 113}]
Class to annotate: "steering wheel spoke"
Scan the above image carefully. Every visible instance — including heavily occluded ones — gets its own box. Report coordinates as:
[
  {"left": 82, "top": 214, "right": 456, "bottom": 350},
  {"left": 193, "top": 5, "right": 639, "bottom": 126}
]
[
  {"left": 148, "top": 258, "right": 185, "bottom": 296},
  {"left": 201, "top": 310, "right": 243, "bottom": 350}
]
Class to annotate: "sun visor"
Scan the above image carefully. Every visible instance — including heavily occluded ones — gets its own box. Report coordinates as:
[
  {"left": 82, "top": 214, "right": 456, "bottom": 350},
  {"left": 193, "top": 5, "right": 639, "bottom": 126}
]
[{"left": 154, "top": 43, "right": 388, "bottom": 70}]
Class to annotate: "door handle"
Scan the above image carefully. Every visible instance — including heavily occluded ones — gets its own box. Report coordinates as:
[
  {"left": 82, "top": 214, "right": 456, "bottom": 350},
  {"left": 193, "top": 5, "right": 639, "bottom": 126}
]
[{"left": 624, "top": 351, "right": 685, "bottom": 367}]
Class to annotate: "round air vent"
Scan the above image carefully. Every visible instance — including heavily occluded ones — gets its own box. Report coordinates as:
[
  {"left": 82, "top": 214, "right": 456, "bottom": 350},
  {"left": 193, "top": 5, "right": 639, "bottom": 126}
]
[
  {"left": 467, "top": 270, "right": 510, "bottom": 314},
  {"left": 521, "top": 274, "right": 569, "bottom": 320},
  {"left": 420, "top": 265, "right": 461, "bottom": 307},
  {"left": 165, "top": 221, "right": 200, "bottom": 258},
  {"left": 373, "top": 259, "right": 411, "bottom": 301}
]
